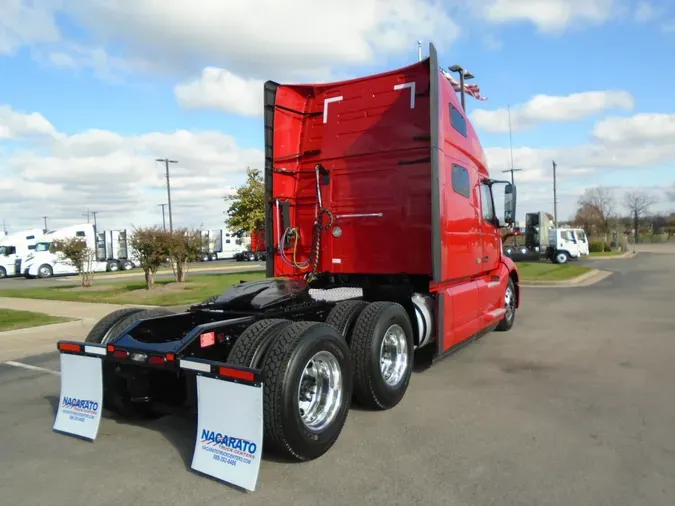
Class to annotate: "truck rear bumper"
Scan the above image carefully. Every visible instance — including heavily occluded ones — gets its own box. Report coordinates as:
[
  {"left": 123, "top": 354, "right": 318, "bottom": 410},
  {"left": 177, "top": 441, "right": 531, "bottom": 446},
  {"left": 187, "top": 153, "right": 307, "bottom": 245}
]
[{"left": 53, "top": 340, "right": 264, "bottom": 491}]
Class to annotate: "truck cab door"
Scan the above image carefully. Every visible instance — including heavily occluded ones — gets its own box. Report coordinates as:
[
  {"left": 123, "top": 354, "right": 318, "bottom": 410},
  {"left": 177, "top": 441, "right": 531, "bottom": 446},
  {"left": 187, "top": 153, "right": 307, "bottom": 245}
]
[{"left": 478, "top": 181, "right": 503, "bottom": 316}]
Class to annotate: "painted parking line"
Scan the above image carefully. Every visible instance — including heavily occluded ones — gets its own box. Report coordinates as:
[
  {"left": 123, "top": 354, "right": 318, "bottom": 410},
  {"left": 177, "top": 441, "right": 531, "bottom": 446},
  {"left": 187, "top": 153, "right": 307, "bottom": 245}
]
[{"left": 4, "top": 361, "right": 61, "bottom": 376}]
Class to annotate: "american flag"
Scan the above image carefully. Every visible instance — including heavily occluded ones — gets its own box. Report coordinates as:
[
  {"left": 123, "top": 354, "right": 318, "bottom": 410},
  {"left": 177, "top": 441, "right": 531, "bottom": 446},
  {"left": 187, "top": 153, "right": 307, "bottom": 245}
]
[{"left": 440, "top": 68, "right": 487, "bottom": 101}]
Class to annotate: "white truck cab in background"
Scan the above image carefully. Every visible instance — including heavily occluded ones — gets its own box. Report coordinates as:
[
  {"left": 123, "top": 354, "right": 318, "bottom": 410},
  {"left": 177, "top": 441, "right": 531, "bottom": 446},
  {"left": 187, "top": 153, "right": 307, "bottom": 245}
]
[
  {"left": 21, "top": 223, "right": 111, "bottom": 278},
  {"left": 0, "top": 228, "right": 46, "bottom": 278},
  {"left": 572, "top": 228, "right": 589, "bottom": 255},
  {"left": 546, "top": 228, "right": 581, "bottom": 264}
]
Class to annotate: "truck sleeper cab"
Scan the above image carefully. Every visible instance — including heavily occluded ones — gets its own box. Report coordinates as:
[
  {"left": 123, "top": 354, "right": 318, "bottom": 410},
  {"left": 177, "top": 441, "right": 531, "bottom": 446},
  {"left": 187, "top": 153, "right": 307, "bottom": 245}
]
[{"left": 54, "top": 43, "right": 520, "bottom": 489}]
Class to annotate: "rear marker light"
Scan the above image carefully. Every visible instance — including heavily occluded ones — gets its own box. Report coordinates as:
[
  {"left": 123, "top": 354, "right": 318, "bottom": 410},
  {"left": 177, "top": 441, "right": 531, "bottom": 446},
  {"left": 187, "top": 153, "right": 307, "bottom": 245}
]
[
  {"left": 107, "top": 345, "right": 115, "bottom": 353},
  {"left": 58, "top": 343, "right": 82, "bottom": 353},
  {"left": 200, "top": 331, "right": 216, "bottom": 348},
  {"left": 218, "top": 366, "right": 255, "bottom": 382},
  {"left": 166, "top": 353, "right": 175, "bottom": 362}
]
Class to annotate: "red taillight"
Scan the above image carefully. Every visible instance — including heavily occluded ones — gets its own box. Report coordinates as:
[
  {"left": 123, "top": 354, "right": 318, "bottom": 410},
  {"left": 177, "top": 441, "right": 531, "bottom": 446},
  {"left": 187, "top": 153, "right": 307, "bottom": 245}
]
[
  {"left": 107, "top": 344, "right": 115, "bottom": 353},
  {"left": 58, "top": 342, "right": 82, "bottom": 353},
  {"left": 149, "top": 355, "right": 166, "bottom": 365},
  {"left": 218, "top": 366, "right": 255, "bottom": 382},
  {"left": 166, "top": 353, "right": 175, "bottom": 362},
  {"left": 113, "top": 349, "right": 129, "bottom": 359}
]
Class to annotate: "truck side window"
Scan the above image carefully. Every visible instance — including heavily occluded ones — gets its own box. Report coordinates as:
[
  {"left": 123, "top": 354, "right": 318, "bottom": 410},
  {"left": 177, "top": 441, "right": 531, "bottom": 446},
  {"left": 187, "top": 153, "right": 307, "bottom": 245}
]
[
  {"left": 449, "top": 104, "right": 467, "bottom": 137},
  {"left": 451, "top": 164, "right": 470, "bottom": 198},
  {"left": 480, "top": 183, "right": 495, "bottom": 222},
  {"left": 76, "top": 231, "right": 86, "bottom": 237}
]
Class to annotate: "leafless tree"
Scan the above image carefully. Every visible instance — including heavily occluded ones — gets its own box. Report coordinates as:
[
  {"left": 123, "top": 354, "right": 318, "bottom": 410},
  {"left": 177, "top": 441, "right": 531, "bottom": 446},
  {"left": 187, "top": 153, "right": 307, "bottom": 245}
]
[
  {"left": 577, "top": 187, "right": 615, "bottom": 233},
  {"left": 623, "top": 191, "right": 658, "bottom": 243}
]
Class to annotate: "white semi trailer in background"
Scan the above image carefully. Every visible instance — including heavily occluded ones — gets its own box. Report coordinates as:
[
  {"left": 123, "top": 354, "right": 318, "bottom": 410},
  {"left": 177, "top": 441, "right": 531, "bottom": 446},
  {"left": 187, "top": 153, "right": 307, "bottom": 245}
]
[
  {"left": 21, "top": 223, "right": 134, "bottom": 278},
  {"left": 200, "top": 229, "right": 248, "bottom": 261},
  {"left": 96, "top": 229, "right": 138, "bottom": 271},
  {"left": 0, "top": 228, "right": 46, "bottom": 278}
]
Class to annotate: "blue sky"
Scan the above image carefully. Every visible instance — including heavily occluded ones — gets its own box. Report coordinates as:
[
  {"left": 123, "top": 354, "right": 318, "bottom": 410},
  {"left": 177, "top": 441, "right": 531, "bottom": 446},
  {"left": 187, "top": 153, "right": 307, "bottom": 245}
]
[{"left": 1, "top": 0, "right": 674, "bottom": 233}]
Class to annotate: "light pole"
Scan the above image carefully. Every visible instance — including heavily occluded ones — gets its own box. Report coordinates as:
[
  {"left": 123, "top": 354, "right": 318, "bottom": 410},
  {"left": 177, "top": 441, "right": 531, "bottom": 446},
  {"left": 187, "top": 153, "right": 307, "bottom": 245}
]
[
  {"left": 156, "top": 158, "right": 178, "bottom": 232},
  {"left": 448, "top": 65, "right": 474, "bottom": 112},
  {"left": 42, "top": 216, "right": 48, "bottom": 230},
  {"left": 158, "top": 204, "right": 167, "bottom": 231},
  {"left": 552, "top": 160, "right": 558, "bottom": 227}
]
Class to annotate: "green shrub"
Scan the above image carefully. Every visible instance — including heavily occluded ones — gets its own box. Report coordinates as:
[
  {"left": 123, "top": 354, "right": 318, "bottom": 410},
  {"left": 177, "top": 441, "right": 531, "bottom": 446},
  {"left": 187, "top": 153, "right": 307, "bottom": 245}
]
[{"left": 589, "top": 241, "right": 605, "bottom": 253}]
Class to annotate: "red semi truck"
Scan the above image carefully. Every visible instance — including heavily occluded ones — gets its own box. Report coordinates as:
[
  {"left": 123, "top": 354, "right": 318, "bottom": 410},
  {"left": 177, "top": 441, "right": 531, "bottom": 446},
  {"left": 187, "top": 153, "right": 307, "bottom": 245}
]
[{"left": 53, "top": 43, "right": 519, "bottom": 491}]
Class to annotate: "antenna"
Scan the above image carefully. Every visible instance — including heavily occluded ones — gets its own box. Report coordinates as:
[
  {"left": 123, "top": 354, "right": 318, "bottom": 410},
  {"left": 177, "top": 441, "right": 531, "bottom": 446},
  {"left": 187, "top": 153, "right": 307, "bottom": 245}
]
[{"left": 501, "top": 105, "right": 522, "bottom": 184}]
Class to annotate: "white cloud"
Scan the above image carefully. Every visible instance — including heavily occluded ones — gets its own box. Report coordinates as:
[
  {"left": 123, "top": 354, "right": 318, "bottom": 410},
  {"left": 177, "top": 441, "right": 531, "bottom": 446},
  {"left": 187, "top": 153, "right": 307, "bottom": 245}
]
[
  {"left": 0, "top": 105, "right": 262, "bottom": 231},
  {"left": 592, "top": 113, "right": 675, "bottom": 145},
  {"left": 0, "top": 105, "right": 58, "bottom": 139},
  {"left": 472, "top": 0, "right": 616, "bottom": 32},
  {"left": 60, "top": 0, "right": 461, "bottom": 80},
  {"left": 0, "top": 0, "right": 60, "bottom": 55},
  {"left": 471, "top": 91, "right": 635, "bottom": 133},
  {"left": 174, "top": 68, "right": 265, "bottom": 117},
  {"left": 634, "top": 1, "right": 655, "bottom": 22}
]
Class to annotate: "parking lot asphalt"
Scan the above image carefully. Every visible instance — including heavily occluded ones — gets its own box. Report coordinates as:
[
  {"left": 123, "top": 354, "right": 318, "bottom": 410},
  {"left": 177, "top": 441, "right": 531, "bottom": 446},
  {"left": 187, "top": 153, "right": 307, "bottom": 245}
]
[{"left": 1, "top": 247, "right": 674, "bottom": 506}]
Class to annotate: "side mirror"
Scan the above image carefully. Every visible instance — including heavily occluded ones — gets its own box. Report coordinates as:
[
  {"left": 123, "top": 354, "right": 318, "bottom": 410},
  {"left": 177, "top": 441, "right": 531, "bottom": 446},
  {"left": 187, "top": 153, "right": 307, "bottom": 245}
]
[{"left": 504, "top": 183, "right": 517, "bottom": 225}]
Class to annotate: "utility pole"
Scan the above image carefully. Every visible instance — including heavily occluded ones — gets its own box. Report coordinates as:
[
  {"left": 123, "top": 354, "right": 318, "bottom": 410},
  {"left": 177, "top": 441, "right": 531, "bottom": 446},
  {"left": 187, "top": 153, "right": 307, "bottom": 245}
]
[
  {"left": 502, "top": 167, "right": 522, "bottom": 185},
  {"left": 158, "top": 204, "right": 167, "bottom": 231},
  {"left": 1, "top": 219, "right": 7, "bottom": 234},
  {"left": 417, "top": 40, "right": 423, "bottom": 62},
  {"left": 42, "top": 216, "right": 48, "bottom": 230},
  {"left": 90, "top": 211, "right": 98, "bottom": 228},
  {"left": 156, "top": 158, "right": 178, "bottom": 232},
  {"left": 552, "top": 160, "right": 558, "bottom": 226}
]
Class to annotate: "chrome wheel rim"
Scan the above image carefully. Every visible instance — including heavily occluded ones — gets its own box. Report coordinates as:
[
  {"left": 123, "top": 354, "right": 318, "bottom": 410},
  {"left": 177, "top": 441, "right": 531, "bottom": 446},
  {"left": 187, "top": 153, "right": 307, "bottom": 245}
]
[
  {"left": 379, "top": 324, "right": 408, "bottom": 387},
  {"left": 39, "top": 266, "right": 50, "bottom": 276},
  {"left": 297, "top": 351, "right": 343, "bottom": 432},
  {"left": 505, "top": 285, "right": 515, "bottom": 321}
]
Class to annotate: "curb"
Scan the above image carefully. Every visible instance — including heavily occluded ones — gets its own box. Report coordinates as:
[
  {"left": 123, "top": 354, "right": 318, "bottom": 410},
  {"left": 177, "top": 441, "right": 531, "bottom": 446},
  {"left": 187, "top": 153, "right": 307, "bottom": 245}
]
[
  {"left": 82, "top": 263, "right": 265, "bottom": 281},
  {"left": 586, "top": 252, "right": 636, "bottom": 260},
  {"left": 520, "top": 269, "right": 613, "bottom": 288}
]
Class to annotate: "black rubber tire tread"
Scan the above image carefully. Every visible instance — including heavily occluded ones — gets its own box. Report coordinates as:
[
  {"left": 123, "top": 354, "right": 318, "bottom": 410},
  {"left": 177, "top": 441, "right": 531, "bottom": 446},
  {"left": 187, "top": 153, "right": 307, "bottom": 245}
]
[
  {"left": 495, "top": 277, "right": 516, "bottom": 332},
  {"left": 227, "top": 318, "right": 293, "bottom": 368},
  {"left": 85, "top": 308, "right": 147, "bottom": 344},
  {"left": 325, "top": 300, "right": 369, "bottom": 341},
  {"left": 260, "top": 321, "right": 352, "bottom": 462},
  {"left": 349, "top": 301, "right": 414, "bottom": 410}
]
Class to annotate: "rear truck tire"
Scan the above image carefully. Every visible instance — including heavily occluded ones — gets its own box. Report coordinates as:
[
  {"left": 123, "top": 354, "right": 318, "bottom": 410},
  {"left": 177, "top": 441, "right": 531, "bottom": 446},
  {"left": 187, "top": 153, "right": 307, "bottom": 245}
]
[
  {"left": 325, "top": 300, "right": 369, "bottom": 342},
  {"left": 107, "top": 260, "right": 120, "bottom": 272},
  {"left": 97, "top": 308, "right": 176, "bottom": 419},
  {"left": 260, "top": 321, "right": 353, "bottom": 462},
  {"left": 227, "top": 319, "right": 293, "bottom": 368},
  {"left": 495, "top": 278, "right": 516, "bottom": 332},
  {"left": 0, "top": 266, "right": 6, "bottom": 278},
  {"left": 122, "top": 260, "right": 134, "bottom": 270},
  {"left": 37, "top": 264, "right": 53, "bottom": 278},
  {"left": 349, "top": 301, "right": 414, "bottom": 410},
  {"left": 85, "top": 307, "right": 147, "bottom": 344}
]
